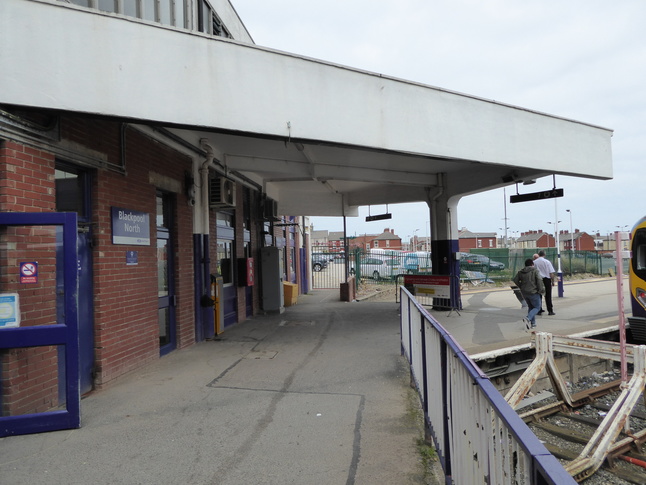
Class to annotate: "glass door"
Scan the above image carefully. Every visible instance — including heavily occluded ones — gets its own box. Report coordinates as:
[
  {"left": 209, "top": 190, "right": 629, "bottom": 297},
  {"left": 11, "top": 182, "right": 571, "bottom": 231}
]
[
  {"left": 157, "top": 193, "right": 176, "bottom": 356},
  {"left": 0, "top": 212, "right": 80, "bottom": 437},
  {"left": 55, "top": 162, "right": 94, "bottom": 395}
]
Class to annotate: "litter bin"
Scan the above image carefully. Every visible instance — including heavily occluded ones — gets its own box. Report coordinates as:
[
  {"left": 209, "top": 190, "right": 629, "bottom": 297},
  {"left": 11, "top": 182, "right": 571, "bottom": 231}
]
[{"left": 283, "top": 282, "right": 298, "bottom": 307}]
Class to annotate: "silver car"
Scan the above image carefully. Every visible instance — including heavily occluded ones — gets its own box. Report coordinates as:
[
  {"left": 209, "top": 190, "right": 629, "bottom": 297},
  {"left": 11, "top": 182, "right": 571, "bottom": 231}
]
[{"left": 349, "top": 256, "right": 401, "bottom": 280}]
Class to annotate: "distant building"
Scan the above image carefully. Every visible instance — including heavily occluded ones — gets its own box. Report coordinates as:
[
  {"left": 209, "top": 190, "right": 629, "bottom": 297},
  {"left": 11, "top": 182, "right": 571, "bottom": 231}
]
[
  {"left": 372, "top": 228, "right": 402, "bottom": 250},
  {"left": 312, "top": 227, "right": 402, "bottom": 251},
  {"left": 560, "top": 230, "right": 595, "bottom": 251},
  {"left": 311, "top": 230, "right": 330, "bottom": 251},
  {"left": 414, "top": 236, "right": 431, "bottom": 252},
  {"left": 595, "top": 232, "right": 631, "bottom": 253},
  {"left": 346, "top": 234, "right": 374, "bottom": 251},
  {"left": 458, "top": 228, "right": 498, "bottom": 251},
  {"left": 517, "top": 230, "right": 555, "bottom": 249}
]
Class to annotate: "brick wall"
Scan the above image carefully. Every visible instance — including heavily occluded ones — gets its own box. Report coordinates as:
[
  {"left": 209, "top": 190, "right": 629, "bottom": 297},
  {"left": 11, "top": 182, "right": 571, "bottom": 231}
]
[
  {"left": 62, "top": 121, "right": 196, "bottom": 387},
  {"left": 0, "top": 142, "right": 61, "bottom": 416},
  {"left": 0, "top": 141, "right": 55, "bottom": 211},
  {"left": 1, "top": 115, "right": 196, "bottom": 397}
]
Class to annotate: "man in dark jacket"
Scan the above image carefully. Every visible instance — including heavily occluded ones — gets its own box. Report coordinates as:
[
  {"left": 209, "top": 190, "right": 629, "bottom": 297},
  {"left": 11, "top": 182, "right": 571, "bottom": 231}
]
[{"left": 512, "top": 258, "right": 545, "bottom": 330}]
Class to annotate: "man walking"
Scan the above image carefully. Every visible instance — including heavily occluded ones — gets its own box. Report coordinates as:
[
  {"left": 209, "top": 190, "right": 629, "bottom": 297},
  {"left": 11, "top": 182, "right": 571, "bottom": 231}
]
[
  {"left": 534, "top": 250, "right": 556, "bottom": 315},
  {"left": 513, "top": 258, "right": 545, "bottom": 330}
]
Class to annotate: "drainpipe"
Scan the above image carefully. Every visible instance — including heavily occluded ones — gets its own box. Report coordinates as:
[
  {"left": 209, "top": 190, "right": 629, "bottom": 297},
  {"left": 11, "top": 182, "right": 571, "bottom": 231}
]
[
  {"left": 198, "top": 139, "right": 215, "bottom": 337},
  {"left": 199, "top": 139, "right": 214, "bottom": 235}
]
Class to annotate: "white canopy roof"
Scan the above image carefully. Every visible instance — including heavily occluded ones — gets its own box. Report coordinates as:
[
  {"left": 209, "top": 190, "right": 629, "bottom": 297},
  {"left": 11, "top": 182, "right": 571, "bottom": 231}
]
[{"left": 0, "top": 0, "right": 613, "bottom": 216}]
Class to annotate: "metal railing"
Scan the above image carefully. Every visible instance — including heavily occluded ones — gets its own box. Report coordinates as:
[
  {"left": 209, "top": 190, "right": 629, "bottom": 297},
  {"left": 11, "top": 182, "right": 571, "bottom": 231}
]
[{"left": 400, "top": 286, "right": 576, "bottom": 484}]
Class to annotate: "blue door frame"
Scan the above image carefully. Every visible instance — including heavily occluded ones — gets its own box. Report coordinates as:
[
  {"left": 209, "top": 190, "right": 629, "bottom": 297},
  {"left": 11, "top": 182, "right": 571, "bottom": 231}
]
[{"left": 0, "top": 212, "right": 80, "bottom": 437}]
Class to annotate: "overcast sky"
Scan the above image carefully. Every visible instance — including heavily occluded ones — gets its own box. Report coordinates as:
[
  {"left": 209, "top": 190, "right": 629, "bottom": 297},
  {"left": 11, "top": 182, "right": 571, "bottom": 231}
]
[{"left": 232, "top": 0, "right": 644, "bottom": 242}]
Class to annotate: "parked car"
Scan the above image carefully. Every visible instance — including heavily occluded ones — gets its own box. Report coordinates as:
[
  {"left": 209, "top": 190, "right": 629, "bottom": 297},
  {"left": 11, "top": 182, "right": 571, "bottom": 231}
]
[
  {"left": 349, "top": 256, "right": 401, "bottom": 280},
  {"left": 602, "top": 251, "right": 630, "bottom": 259},
  {"left": 459, "top": 253, "right": 505, "bottom": 271},
  {"left": 312, "top": 254, "right": 329, "bottom": 272}
]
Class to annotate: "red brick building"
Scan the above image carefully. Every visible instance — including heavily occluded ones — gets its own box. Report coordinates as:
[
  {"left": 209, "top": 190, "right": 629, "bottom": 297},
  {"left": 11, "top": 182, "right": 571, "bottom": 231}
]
[
  {"left": 458, "top": 228, "right": 498, "bottom": 251},
  {"left": 561, "top": 230, "right": 595, "bottom": 251}
]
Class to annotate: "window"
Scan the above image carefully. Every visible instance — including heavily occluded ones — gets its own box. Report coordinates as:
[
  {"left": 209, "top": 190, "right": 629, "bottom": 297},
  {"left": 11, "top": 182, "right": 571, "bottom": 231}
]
[
  {"left": 55, "top": 166, "right": 87, "bottom": 215},
  {"left": 142, "top": 0, "right": 155, "bottom": 21},
  {"left": 68, "top": 0, "right": 91, "bottom": 7},
  {"left": 98, "top": 0, "right": 116, "bottom": 12},
  {"left": 217, "top": 240, "right": 233, "bottom": 285},
  {"left": 198, "top": 0, "right": 231, "bottom": 37},
  {"left": 159, "top": 0, "right": 172, "bottom": 25},
  {"left": 124, "top": 2, "right": 138, "bottom": 16},
  {"left": 289, "top": 247, "right": 296, "bottom": 278},
  {"left": 174, "top": 0, "right": 186, "bottom": 28},
  {"left": 216, "top": 211, "right": 234, "bottom": 227},
  {"left": 61, "top": 1, "right": 190, "bottom": 31},
  {"left": 242, "top": 188, "right": 251, "bottom": 231}
]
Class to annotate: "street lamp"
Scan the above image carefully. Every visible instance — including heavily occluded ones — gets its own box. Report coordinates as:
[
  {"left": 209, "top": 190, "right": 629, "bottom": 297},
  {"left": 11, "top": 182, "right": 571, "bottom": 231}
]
[
  {"left": 566, "top": 209, "right": 574, "bottom": 252},
  {"left": 547, "top": 219, "right": 563, "bottom": 295},
  {"left": 413, "top": 228, "right": 420, "bottom": 251},
  {"left": 499, "top": 227, "right": 509, "bottom": 248},
  {"left": 546, "top": 221, "right": 562, "bottom": 250}
]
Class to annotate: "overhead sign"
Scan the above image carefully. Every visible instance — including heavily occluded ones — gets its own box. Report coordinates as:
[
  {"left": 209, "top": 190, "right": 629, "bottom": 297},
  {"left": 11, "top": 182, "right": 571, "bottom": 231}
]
[
  {"left": 365, "top": 213, "right": 392, "bottom": 222},
  {"left": 510, "top": 188, "right": 564, "bottom": 204},
  {"left": 111, "top": 207, "right": 151, "bottom": 245}
]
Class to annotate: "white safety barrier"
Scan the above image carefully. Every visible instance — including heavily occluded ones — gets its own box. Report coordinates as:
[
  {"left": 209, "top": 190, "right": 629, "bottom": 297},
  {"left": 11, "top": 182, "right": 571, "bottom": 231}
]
[{"left": 400, "top": 286, "right": 576, "bottom": 484}]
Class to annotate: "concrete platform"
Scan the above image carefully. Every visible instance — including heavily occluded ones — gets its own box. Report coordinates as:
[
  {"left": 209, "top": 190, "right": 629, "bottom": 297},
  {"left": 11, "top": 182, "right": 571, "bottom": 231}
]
[
  {"left": 0, "top": 291, "right": 442, "bottom": 485},
  {"left": 432, "top": 276, "right": 630, "bottom": 359},
  {"left": 0, "top": 277, "right": 627, "bottom": 484}
]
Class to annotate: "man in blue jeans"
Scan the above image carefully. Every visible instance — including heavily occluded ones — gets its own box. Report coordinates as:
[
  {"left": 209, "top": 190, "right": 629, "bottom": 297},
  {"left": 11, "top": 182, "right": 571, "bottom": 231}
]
[{"left": 513, "top": 258, "right": 545, "bottom": 330}]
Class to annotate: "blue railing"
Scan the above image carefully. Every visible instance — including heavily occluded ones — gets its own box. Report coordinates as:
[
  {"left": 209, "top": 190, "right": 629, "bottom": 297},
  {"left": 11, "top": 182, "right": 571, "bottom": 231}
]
[{"left": 400, "top": 286, "right": 576, "bottom": 484}]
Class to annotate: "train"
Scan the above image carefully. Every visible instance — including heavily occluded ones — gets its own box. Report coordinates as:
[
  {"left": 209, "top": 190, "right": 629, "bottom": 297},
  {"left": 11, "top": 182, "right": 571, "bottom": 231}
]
[{"left": 629, "top": 216, "right": 646, "bottom": 342}]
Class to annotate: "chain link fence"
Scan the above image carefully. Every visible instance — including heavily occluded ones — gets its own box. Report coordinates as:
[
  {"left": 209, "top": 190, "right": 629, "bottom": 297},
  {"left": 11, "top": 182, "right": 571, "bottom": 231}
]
[{"left": 310, "top": 248, "right": 625, "bottom": 292}]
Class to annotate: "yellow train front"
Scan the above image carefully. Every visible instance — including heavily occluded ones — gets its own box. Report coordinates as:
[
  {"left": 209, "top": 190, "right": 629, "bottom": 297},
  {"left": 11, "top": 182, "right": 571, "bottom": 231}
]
[{"left": 629, "top": 216, "right": 646, "bottom": 342}]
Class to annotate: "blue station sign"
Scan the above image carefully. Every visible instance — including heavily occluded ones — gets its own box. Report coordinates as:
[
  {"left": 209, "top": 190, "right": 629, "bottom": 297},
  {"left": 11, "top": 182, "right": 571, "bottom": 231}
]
[{"left": 111, "top": 207, "right": 150, "bottom": 246}]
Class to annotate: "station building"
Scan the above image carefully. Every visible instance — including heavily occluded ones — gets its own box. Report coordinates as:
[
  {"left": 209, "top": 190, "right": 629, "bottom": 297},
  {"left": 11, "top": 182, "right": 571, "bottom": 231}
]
[
  {"left": 0, "top": 1, "right": 309, "bottom": 420},
  {"left": 0, "top": 0, "right": 613, "bottom": 434}
]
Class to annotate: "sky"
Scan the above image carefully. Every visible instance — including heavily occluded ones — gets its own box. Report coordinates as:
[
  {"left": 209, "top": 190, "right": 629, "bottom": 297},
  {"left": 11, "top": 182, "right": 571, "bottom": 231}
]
[{"left": 231, "top": 0, "right": 645, "bottom": 242}]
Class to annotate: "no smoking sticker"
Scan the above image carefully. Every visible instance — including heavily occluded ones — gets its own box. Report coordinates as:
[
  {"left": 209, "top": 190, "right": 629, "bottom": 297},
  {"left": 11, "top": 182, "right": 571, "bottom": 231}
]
[{"left": 20, "top": 261, "right": 38, "bottom": 284}]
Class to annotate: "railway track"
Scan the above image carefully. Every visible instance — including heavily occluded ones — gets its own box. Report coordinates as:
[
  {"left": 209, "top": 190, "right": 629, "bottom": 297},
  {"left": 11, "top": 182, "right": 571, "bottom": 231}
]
[{"left": 519, "top": 379, "right": 646, "bottom": 484}]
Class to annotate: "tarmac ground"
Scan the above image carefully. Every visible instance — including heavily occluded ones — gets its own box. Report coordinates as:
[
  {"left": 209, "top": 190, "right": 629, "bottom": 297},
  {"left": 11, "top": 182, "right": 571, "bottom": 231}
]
[
  {"left": 437, "top": 276, "right": 630, "bottom": 358},
  {"left": 0, "top": 276, "right": 628, "bottom": 484},
  {"left": 0, "top": 290, "right": 444, "bottom": 485}
]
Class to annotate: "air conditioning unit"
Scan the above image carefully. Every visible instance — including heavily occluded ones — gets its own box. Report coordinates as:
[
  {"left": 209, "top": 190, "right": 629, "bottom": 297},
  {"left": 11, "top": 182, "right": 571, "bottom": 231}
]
[
  {"left": 263, "top": 197, "right": 278, "bottom": 220},
  {"left": 209, "top": 177, "right": 236, "bottom": 208}
]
